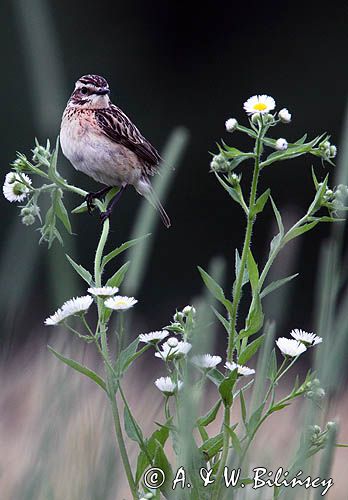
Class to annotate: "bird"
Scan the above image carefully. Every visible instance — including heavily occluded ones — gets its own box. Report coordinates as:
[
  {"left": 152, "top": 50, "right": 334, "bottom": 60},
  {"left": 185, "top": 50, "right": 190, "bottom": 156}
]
[{"left": 60, "top": 74, "right": 171, "bottom": 227}]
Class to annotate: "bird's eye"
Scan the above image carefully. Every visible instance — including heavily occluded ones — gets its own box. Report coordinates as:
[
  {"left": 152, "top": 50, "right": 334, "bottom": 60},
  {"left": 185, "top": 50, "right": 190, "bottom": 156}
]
[{"left": 81, "top": 87, "right": 88, "bottom": 95}]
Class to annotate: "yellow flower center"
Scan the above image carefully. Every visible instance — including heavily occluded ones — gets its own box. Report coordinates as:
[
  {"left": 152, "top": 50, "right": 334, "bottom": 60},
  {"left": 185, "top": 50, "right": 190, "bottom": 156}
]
[{"left": 253, "top": 102, "right": 267, "bottom": 111}]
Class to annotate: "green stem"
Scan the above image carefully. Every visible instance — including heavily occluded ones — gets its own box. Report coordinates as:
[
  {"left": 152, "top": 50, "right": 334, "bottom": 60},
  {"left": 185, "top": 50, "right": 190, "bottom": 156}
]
[
  {"left": 227, "top": 125, "right": 263, "bottom": 361},
  {"left": 94, "top": 220, "right": 137, "bottom": 499}
]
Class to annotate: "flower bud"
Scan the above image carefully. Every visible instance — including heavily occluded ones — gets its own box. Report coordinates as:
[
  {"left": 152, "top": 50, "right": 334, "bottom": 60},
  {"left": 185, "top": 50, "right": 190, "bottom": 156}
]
[
  {"left": 225, "top": 118, "right": 238, "bottom": 133},
  {"left": 183, "top": 305, "right": 196, "bottom": 316},
  {"left": 326, "top": 421, "right": 337, "bottom": 431},
  {"left": 173, "top": 311, "right": 184, "bottom": 322},
  {"left": 278, "top": 108, "right": 292, "bottom": 123},
  {"left": 275, "top": 138, "right": 288, "bottom": 151},
  {"left": 22, "top": 214, "right": 35, "bottom": 226},
  {"left": 167, "top": 337, "right": 179, "bottom": 348},
  {"left": 329, "top": 145, "right": 337, "bottom": 158},
  {"left": 251, "top": 113, "right": 261, "bottom": 125}
]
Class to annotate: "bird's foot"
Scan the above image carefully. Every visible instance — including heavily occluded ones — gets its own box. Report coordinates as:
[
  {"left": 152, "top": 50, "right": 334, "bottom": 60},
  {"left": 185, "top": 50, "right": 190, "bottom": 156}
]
[
  {"left": 100, "top": 209, "right": 112, "bottom": 223},
  {"left": 85, "top": 193, "right": 96, "bottom": 214}
]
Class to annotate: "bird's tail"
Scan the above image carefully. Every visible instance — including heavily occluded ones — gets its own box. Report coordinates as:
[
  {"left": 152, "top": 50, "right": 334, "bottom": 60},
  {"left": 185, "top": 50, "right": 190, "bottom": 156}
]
[{"left": 136, "top": 178, "right": 171, "bottom": 228}]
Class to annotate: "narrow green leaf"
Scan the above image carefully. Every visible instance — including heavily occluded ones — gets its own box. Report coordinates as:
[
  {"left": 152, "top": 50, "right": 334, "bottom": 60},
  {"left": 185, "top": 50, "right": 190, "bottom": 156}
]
[
  {"left": 267, "top": 349, "right": 277, "bottom": 382},
  {"left": 199, "top": 433, "right": 224, "bottom": 460},
  {"left": 106, "top": 261, "right": 130, "bottom": 288},
  {"left": 207, "top": 368, "right": 225, "bottom": 386},
  {"left": 240, "top": 296, "right": 264, "bottom": 338},
  {"left": 153, "top": 440, "right": 174, "bottom": 496},
  {"left": 124, "top": 405, "right": 144, "bottom": 444},
  {"left": 268, "top": 402, "right": 290, "bottom": 414},
  {"left": 247, "top": 403, "right": 265, "bottom": 436},
  {"left": 66, "top": 254, "right": 93, "bottom": 285},
  {"left": 246, "top": 249, "right": 259, "bottom": 292},
  {"left": 55, "top": 195, "right": 72, "bottom": 234},
  {"left": 72, "top": 201, "right": 88, "bottom": 214},
  {"left": 307, "top": 174, "right": 328, "bottom": 215},
  {"left": 197, "top": 400, "right": 222, "bottom": 427},
  {"left": 235, "top": 249, "right": 249, "bottom": 287},
  {"left": 250, "top": 188, "right": 270, "bottom": 217},
  {"left": 238, "top": 336, "right": 264, "bottom": 365},
  {"left": 211, "top": 306, "right": 230, "bottom": 333},
  {"left": 48, "top": 346, "right": 106, "bottom": 391},
  {"left": 226, "top": 426, "right": 242, "bottom": 455},
  {"left": 215, "top": 173, "right": 241, "bottom": 205},
  {"left": 219, "top": 369, "right": 238, "bottom": 407},
  {"left": 283, "top": 221, "right": 319, "bottom": 244},
  {"left": 198, "top": 266, "right": 233, "bottom": 313},
  {"left": 240, "top": 390, "right": 247, "bottom": 425},
  {"left": 270, "top": 197, "right": 284, "bottom": 236},
  {"left": 260, "top": 273, "right": 299, "bottom": 299},
  {"left": 135, "top": 421, "right": 170, "bottom": 485},
  {"left": 102, "top": 234, "right": 150, "bottom": 269},
  {"left": 115, "top": 337, "right": 140, "bottom": 376},
  {"left": 311, "top": 166, "right": 319, "bottom": 189}
]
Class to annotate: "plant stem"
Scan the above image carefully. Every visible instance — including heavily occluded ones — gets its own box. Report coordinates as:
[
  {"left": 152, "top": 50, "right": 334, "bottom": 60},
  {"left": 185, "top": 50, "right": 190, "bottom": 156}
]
[
  {"left": 94, "top": 219, "right": 137, "bottom": 499},
  {"left": 213, "top": 124, "right": 264, "bottom": 500},
  {"left": 227, "top": 125, "right": 263, "bottom": 361}
]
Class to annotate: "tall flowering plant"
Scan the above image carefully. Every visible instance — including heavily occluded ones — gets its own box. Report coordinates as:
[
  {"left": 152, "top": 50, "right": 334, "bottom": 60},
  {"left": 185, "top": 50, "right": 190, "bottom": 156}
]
[{"left": 4, "top": 95, "right": 347, "bottom": 499}]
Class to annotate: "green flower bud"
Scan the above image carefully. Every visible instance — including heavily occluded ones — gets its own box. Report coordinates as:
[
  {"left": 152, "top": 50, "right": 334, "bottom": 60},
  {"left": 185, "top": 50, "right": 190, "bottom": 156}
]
[{"left": 22, "top": 214, "right": 35, "bottom": 226}]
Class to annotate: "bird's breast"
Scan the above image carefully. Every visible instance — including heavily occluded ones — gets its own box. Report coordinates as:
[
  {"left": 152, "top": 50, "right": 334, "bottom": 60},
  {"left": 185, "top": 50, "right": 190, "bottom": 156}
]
[{"left": 60, "top": 109, "right": 142, "bottom": 186}]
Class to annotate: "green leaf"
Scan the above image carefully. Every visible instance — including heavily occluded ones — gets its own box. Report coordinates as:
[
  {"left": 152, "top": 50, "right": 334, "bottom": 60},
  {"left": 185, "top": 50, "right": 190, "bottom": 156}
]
[
  {"left": 239, "top": 335, "right": 264, "bottom": 365},
  {"left": 207, "top": 368, "right": 225, "bottom": 386},
  {"left": 102, "top": 234, "right": 150, "bottom": 269},
  {"left": 307, "top": 174, "right": 328, "bottom": 215},
  {"left": 215, "top": 173, "right": 241, "bottom": 205},
  {"left": 153, "top": 440, "right": 173, "bottom": 496},
  {"left": 71, "top": 201, "right": 88, "bottom": 214},
  {"left": 246, "top": 249, "right": 259, "bottom": 292},
  {"left": 219, "top": 369, "right": 238, "bottom": 407},
  {"left": 66, "top": 254, "right": 93, "bottom": 285},
  {"left": 197, "top": 400, "right": 222, "bottom": 427},
  {"left": 106, "top": 261, "right": 130, "bottom": 288},
  {"left": 198, "top": 266, "right": 233, "bottom": 313},
  {"left": 240, "top": 295, "right": 264, "bottom": 339},
  {"left": 250, "top": 188, "right": 270, "bottom": 218},
  {"left": 261, "top": 135, "right": 325, "bottom": 168},
  {"left": 48, "top": 346, "right": 106, "bottom": 391},
  {"left": 48, "top": 137, "right": 59, "bottom": 179},
  {"left": 247, "top": 403, "right": 265, "bottom": 436},
  {"left": 267, "top": 349, "right": 277, "bottom": 382},
  {"left": 124, "top": 405, "right": 144, "bottom": 444},
  {"left": 270, "top": 197, "right": 284, "bottom": 236},
  {"left": 135, "top": 421, "right": 170, "bottom": 485},
  {"left": 295, "top": 134, "right": 308, "bottom": 145},
  {"left": 260, "top": 273, "right": 299, "bottom": 299},
  {"left": 311, "top": 165, "right": 319, "bottom": 190},
  {"left": 268, "top": 402, "right": 290, "bottom": 414},
  {"left": 226, "top": 426, "right": 242, "bottom": 455},
  {"left": 283, "top": 221, "right": 319, "bottom": 244},
  {"left": 115, "top": 337, "right": 140, "bottom": 377},
  {"left": 240, "top": 389, "right": 247, "bottom": 425},
  {"left": 235, "top": 249, "right": 249, "bottom": 288},
  {"left": 199, "top": 433, "right": 224, "bottom": 460},
  {"left": 54, "top": 190, "right": 72, "bottom": 234},
  {"left": 211, "top": 306, "right": 230, "bottom": 333}
]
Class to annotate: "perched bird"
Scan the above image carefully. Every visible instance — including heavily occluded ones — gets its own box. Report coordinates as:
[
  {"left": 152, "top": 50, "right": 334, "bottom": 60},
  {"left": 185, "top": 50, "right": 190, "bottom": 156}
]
[{"left": 60, "top": 74, "right": 170, "bottom": 227}]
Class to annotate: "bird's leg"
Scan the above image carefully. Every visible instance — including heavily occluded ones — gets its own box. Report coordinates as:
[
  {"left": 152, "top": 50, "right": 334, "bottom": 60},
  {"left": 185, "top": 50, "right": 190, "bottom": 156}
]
[
  {"left": 100, "top": 185, "right": 127, "bottom": 223},
  {"left": 85, "top": 186, "right": 112, "bottom": 214}
]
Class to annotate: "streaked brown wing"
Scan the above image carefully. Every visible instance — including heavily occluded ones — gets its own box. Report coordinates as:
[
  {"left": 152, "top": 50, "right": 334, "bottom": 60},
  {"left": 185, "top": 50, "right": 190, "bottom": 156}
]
[{"left": 95, "top": 104, "right": 161, "bottom": 175}]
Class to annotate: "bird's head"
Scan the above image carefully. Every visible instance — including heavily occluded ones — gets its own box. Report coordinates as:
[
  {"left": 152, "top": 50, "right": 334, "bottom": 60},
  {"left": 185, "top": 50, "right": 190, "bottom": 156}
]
[{"left": 68, "top": 74, "right": 111, "bottom": 109}]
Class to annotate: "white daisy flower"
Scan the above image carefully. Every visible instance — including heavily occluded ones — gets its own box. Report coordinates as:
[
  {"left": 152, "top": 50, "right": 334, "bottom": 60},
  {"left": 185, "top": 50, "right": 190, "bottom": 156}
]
[
  {"left": 275, "top": 138, "right": 288, "bottom": 151},
  {"left": 191, "top": 354, "right": 222, "bottom": 369},
  {"left": 44, "top": 295, "right": 93, "bottom": 326},
  {"left": 225, "top": 361, "right": 255, "bottom": 377},
  {"left": 3, "top": 172, "right": 32, "bottom": 202},
  {"left": 276, "top": 337, "right": 307, "bottom": 357},
  {"left": 290, "top": 329, "right": 322, "bottom": 347},
  {"left": 104, "top": 295, "right": 137, "bottom": 311},
  {"left": 155, "top": 340, "right": 192, "bottom": 361},
  {"left": 243, "top": 95, "right": 276, "bottom": 115},
  {"left": 138, "top": 330, "right": 169, "bottom": 344},
  {"left": 278, "top": 108, "right": 291, "bottom": 123},
  {"left": 225, "top": 118, "right": 238, "bottom": 133},
  {"left": 87, "top": 286, "right": 119, "bottom": 297},
  {"left": 154, "top": 376, "right": 183, "bottom": 395}
]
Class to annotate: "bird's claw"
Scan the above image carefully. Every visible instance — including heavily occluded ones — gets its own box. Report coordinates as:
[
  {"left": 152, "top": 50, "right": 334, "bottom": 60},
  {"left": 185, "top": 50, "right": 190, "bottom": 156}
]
[
  {"left": 85, "top": 193, "right": 96, "bottom": 214},
  {"left": 100, "top": 210, "right": 111, "bottom": 223}
]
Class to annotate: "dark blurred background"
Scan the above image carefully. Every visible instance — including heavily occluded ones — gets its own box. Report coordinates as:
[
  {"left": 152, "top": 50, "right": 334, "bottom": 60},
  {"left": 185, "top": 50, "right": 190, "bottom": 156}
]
[{"left": 1, "top": 0, "right": 348, "bottom": 348}]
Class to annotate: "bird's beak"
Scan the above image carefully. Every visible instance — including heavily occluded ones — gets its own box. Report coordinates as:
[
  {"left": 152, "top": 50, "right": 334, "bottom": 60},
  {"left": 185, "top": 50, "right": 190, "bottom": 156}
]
[{"left": 96, "top": 88, "right": 110, "bottom": 96}]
